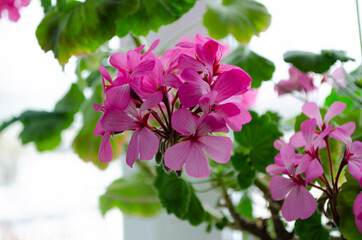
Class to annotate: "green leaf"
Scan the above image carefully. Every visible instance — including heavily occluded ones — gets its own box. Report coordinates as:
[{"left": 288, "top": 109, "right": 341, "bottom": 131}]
[
  {"left": 294, "top": 112, "right": 309, "bottom": 132},
  {"left": 203, "top": 0, "right": 271, "bottom": 44},
  {"left": 72, "top": 84, "right": 126, "bottom": 169},
  {"left": 337, "top": 171, "right": 362, "bottom": 240},
  {"left": 234, "top": 111, "right": 282, "bottom": 172},
  {"left": 284, "top": 50, "right": 354, "bottom": 74},
  {"left": 116, "top": 0, "right": 197, "bottom": 37},
  {"left": 231, "top": 153, "right": 255, "bottom": 189},
  {"left": 223, "top": 46, "right": 275, "bottom": 88},
  {"left": 237, "top": 194, "right": 253, "bottom": 219},
  {"left": 154, "top": 167, "right": 191, "bottom": 218},
  {"left": 294, "top": 211, "right": 330, "bottom": 240},
  {"left": 41, "top": 0, "right": 52, "bottom": 13},
  {"left": 325, "top": 88, "right": 355, "bottom": 109},
  {"left": 99, "top": 173, "right": 162, "bottom": 217},
  {"left": 36, "top": 0, "right": 138, "bottom": 64},
  {"left": 153, "top": 167, "right": 205, "bottom": 225},
  {"left": 182, "top": 189, "right": 205, "bottom": 226},
  {"left": 12, "top": 84, "right": 85, "bottom": 151}
]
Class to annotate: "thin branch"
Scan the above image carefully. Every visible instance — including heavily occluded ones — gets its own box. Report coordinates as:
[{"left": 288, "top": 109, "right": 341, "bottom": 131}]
[{"left": 220, "top": 183, "right": 273, "bottom": 240}]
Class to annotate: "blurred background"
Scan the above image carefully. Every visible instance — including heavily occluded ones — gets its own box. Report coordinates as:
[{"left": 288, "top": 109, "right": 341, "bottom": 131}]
[{"left": 0, "top": 0, "right": 360, "bottom": 239}]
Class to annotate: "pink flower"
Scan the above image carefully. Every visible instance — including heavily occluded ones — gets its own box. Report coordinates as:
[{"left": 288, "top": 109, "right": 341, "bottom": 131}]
[
  {"left": 97, "top": 102, "right": 159, "bottom": 166},
  {"left": 178, "top": 67, "right": 251, "bottom": 131},
  {"left": 353, "top": 191, "right": 362, "bottom": 234},
  {"left": 346, "top": 141, "right": 362, "bottom": 186},
  {"left": 291, "top": 102, "right": 355, "bottom": 148},
  {"left": 0, "top": 0, "right": 29, "bottom": 22},
  {"left": 164, "top": 108, "right": 232, "bottom": 178},
  {"left": 269, "top": 145, "right": 317, "bottom": 221},
  {"left": 326, "top": 66, "right": 346, "bottom": 88},
  {"left": 240, "top": 89, "right": 258, "bottom": 108},
  {"left": 274, "top": 66, "right": 317, "bottom": 95}
]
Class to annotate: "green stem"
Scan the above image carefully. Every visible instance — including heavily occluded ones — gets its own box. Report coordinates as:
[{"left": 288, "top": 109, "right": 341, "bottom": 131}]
[{"left": 356, "top": 0, "right": 362, "bottom": 61}]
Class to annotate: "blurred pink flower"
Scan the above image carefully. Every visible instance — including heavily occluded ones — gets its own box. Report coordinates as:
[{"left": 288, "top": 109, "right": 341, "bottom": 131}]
[
  {"left": 0, "top": 0, "right": 29, "bottom": 22},
  {"left": 274, "top": 66, "right": 317, "bottom": 95}
]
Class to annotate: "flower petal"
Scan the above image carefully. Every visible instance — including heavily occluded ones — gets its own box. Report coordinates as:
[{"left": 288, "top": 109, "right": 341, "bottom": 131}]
[
  {"left": 178, "top": 81, "right": 210, "bottom": 108},
  {"left": 282, "top": 185, "right": 317, "bottom": 221},
  {"left": 171, "top": 108, "right": 198, "bottom": 135},
  {"left": 110, "top": 52, "right": 128, "bottom": 71},
  {"left": 99, "top": 66, "right": 113, "bottom": 84},
  {"left": 140, "top": 91, "right": 163, "bottom": 112},
  {"left": 213, "top": 102, "right": 241, "bottom": 119},
  {"left": 269, "top": 175, "right": 295, "bottom": 201},
  {"left": 290, "top": 131, "right": 306, "bottom": 148},
  {"left": 224, "top": 104, "right": 251, "bottom": 131},
  {"left": 138, "top": 127, "right": 159, "bottom": 160},
  {"left": 98, "top": 131, "right": 113, "bottom": 163},
  {"left": 301, "top": 119, "right": 317, "bottom": 148},
  {"left": 213, "top": 69, "right": 251, "bottom": 103},
  {"left": 185, "top": 142, "right": 210, "bottom": 178},
  {"left": 164, "top": 140, "right": 192, "bottom": 171},
  {"left": 105, "top": 84, "right": 131, "bottom": 110},
  {"left": 305, "top": 158, "right": 324, "bottom": 184},
  {"left": 126, "top": 129, "right": 140, "bottom": 167},
  {"left": 324, "top": 101, "right": 346, "bottom": 125},
  {"left": 199, "top": 136, "right": 232, "bottom": 163},
  {"left": 280, "top": 145, "right": 296, "bottom": 176},
  {"left": 132, "top": 59, "right": 155, "bottom": 77},
  {"left": 302, "top": 102, "right": 323, "bottom": 129},
  {"left": 101, "top": 110, "right": 138, "bottom": 131}
]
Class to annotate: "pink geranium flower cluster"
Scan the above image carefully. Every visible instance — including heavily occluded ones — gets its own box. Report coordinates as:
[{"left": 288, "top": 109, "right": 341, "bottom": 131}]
[
  {"left": 267, "top": 101, "right": 362, "bottom": 226},
  {"left": 94, "top": 34, "right": 252, "bottom": 178},
  {"left": 0, "top": 0, "right": 29, "bottom": 22}
]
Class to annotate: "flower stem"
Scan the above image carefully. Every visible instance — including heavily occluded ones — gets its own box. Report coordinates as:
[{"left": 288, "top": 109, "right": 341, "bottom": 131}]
[
  {"left": 325, "top": 138, "right": 335, "bottom": 190},
  {"left": 150, "top": 110, "right": 169, "bottom": 133},
  {"left": 308, "top": 182, "right": 330, "bottom": 196},
  {"left": 334, "top": 157, "right": 347, "bottom": 192}
]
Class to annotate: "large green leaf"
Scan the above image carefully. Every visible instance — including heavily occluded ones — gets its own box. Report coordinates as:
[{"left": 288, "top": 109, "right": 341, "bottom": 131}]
[
  {"left": 203, "top": 0, "right": 271, "bottom": 43},
  {"left": 294, "top": 212, "right": 330, "bottom": 240},
  {"left": 100, "top": 173, "right": 162, "bottom": 217},
  {"left": 154, "top": 167, "right": 191, "bottom": 218},
  {"left": 153, "top": 167, "right": 205, "bottom": 225},
  {"left": 1, "top": 84, "right": 85, "bottom": 151},
  {"left": 234, "top": 111, "right": 282, "bottom": 173},
  {"left": 223, "top": 46, "right": 275, "bottom": 88},
  {"left": 36, "top": 0, "right": 138, "bottom": 64},
  {"left": 116, "top": 0, "right": 196, "bottom": 37},
  {"left": 337, "top": 171, "right": 362, "bottom": 240},
  {"left": 284, "top": 50, "right": 354, "bottom": 74}
]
